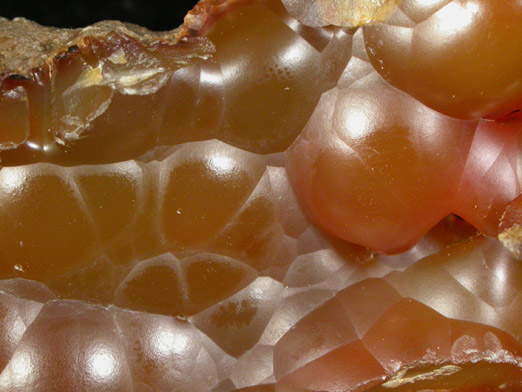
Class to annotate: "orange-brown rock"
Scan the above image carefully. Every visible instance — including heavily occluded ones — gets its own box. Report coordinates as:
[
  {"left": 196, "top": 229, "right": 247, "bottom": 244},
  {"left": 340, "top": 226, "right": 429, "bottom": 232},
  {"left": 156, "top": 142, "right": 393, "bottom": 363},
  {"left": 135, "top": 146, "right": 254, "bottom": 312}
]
[{"left": 0, "top": 0, "right": 521, "bottom": 391}]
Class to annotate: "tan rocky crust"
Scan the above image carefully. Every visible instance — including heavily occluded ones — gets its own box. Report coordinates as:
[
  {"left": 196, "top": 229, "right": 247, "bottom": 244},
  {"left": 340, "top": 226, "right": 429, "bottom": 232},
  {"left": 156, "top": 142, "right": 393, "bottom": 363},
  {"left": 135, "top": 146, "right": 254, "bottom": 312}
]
[
  {"left": 0, "top": 16, "right": 214, "bottom": 81},
  {"left": 183, "top": 0, "right": 239, "bottom": 32},
  {"left": 0, "top": 4, "right": 223, "bottom": 154},
  {"left": 281, "top": 0, "right": 401, "bottom": 27}
]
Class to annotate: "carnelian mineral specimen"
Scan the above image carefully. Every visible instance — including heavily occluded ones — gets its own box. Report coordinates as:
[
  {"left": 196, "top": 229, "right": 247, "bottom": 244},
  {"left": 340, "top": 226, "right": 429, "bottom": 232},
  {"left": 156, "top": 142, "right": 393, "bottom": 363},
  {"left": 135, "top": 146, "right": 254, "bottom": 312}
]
[{"left": 0, "top": 0, "right": 521, "bottom": 391}]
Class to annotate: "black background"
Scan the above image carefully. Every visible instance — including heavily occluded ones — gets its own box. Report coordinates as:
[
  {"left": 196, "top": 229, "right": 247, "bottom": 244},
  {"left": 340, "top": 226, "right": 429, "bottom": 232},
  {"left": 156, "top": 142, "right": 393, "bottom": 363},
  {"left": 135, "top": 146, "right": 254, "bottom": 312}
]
[{"left": 1, "top": 0, "right": 197, "bottom": 31}]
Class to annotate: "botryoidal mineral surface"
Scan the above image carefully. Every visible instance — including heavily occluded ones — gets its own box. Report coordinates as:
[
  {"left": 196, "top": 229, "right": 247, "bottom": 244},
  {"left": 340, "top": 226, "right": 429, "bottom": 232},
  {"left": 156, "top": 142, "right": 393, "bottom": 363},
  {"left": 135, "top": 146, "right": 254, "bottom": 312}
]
[{"left": 0, "top": 0, "right": 521, "bottom": 391}]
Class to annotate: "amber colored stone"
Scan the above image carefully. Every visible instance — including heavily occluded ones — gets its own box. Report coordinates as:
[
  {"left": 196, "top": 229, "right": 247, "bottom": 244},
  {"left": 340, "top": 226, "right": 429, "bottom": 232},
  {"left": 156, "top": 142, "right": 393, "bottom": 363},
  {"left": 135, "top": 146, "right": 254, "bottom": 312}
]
[
  {"left": 0, "top": 88, "right": 29, "bottom": 149},
  {"left": 0, "top": 0, "right": 521, "bottom": 391},
  {"left": 363, "top": 0, "right": 522, "bottom": 120},
  {"left": 286, "top": 30, "right": 522, "bottom": 253},
  {"left": 275, "top": 237, "right": 522, "bottom": 391}
]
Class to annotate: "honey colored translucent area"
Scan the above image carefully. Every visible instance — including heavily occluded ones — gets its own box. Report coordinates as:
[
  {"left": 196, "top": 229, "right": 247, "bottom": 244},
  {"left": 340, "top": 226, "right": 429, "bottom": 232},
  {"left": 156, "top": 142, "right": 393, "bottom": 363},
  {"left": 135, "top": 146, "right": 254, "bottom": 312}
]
[
  {"left": 286, "top": 38, "right": 522, "bottom": 253},
  {"left": 364, "top": 0, "right": 522, "bottom": 120},
  {"left": 275, "top": 236, "right": 522, "bottom": 391},
  {"left": 0, "top": 0, "right": 520, "bottom": 391}
]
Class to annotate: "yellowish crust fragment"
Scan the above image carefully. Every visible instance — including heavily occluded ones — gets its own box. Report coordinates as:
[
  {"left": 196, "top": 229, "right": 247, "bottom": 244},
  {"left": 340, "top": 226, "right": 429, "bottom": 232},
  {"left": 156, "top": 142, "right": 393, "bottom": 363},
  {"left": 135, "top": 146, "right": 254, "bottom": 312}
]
[
  {"left": 281, "top": 0, "right": 401, "bottom": 28},
  {"left": 499, "top": 223, "right": 522, "bottom": 260},
  {"left": 0, "top": 17, "right": 214, "bottom": 81}
]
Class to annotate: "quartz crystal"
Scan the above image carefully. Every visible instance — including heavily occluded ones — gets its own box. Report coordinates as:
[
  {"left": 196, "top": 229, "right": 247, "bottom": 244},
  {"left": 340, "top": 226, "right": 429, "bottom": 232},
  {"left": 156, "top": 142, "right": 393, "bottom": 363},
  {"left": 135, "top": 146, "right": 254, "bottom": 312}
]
[{"left": 0, "top": 0, "right": 521, "bottom": 391}]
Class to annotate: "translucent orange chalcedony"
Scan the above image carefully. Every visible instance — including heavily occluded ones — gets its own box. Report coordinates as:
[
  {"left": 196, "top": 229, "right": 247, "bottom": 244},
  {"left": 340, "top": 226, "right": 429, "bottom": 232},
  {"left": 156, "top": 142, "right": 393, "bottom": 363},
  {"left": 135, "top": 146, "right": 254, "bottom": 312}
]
[{"left": 0, "top": 0, "right": 521, "bottom": 391}]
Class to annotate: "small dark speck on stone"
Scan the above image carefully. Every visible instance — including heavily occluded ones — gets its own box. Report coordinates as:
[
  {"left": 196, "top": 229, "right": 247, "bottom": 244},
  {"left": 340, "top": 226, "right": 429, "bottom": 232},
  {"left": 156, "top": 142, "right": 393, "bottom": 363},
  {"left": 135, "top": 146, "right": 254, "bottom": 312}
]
[{"left": 8, "top": 74, "right": 30, "bottom": 80}]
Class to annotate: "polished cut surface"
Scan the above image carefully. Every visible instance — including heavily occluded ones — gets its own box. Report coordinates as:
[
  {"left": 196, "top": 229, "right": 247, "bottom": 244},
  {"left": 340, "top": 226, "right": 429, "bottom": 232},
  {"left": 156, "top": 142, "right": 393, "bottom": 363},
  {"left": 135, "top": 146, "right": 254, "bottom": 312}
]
[{"left": 0, "top": 0, "right": 521, "bottom": 390}]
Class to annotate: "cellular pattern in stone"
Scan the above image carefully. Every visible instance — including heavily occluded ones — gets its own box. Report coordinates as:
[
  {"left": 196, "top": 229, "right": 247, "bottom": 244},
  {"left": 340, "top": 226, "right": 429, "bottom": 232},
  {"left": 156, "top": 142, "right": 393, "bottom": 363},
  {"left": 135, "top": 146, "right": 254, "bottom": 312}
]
[{"left": 0, "top": 0, "right": 521, "bottom": 391}]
